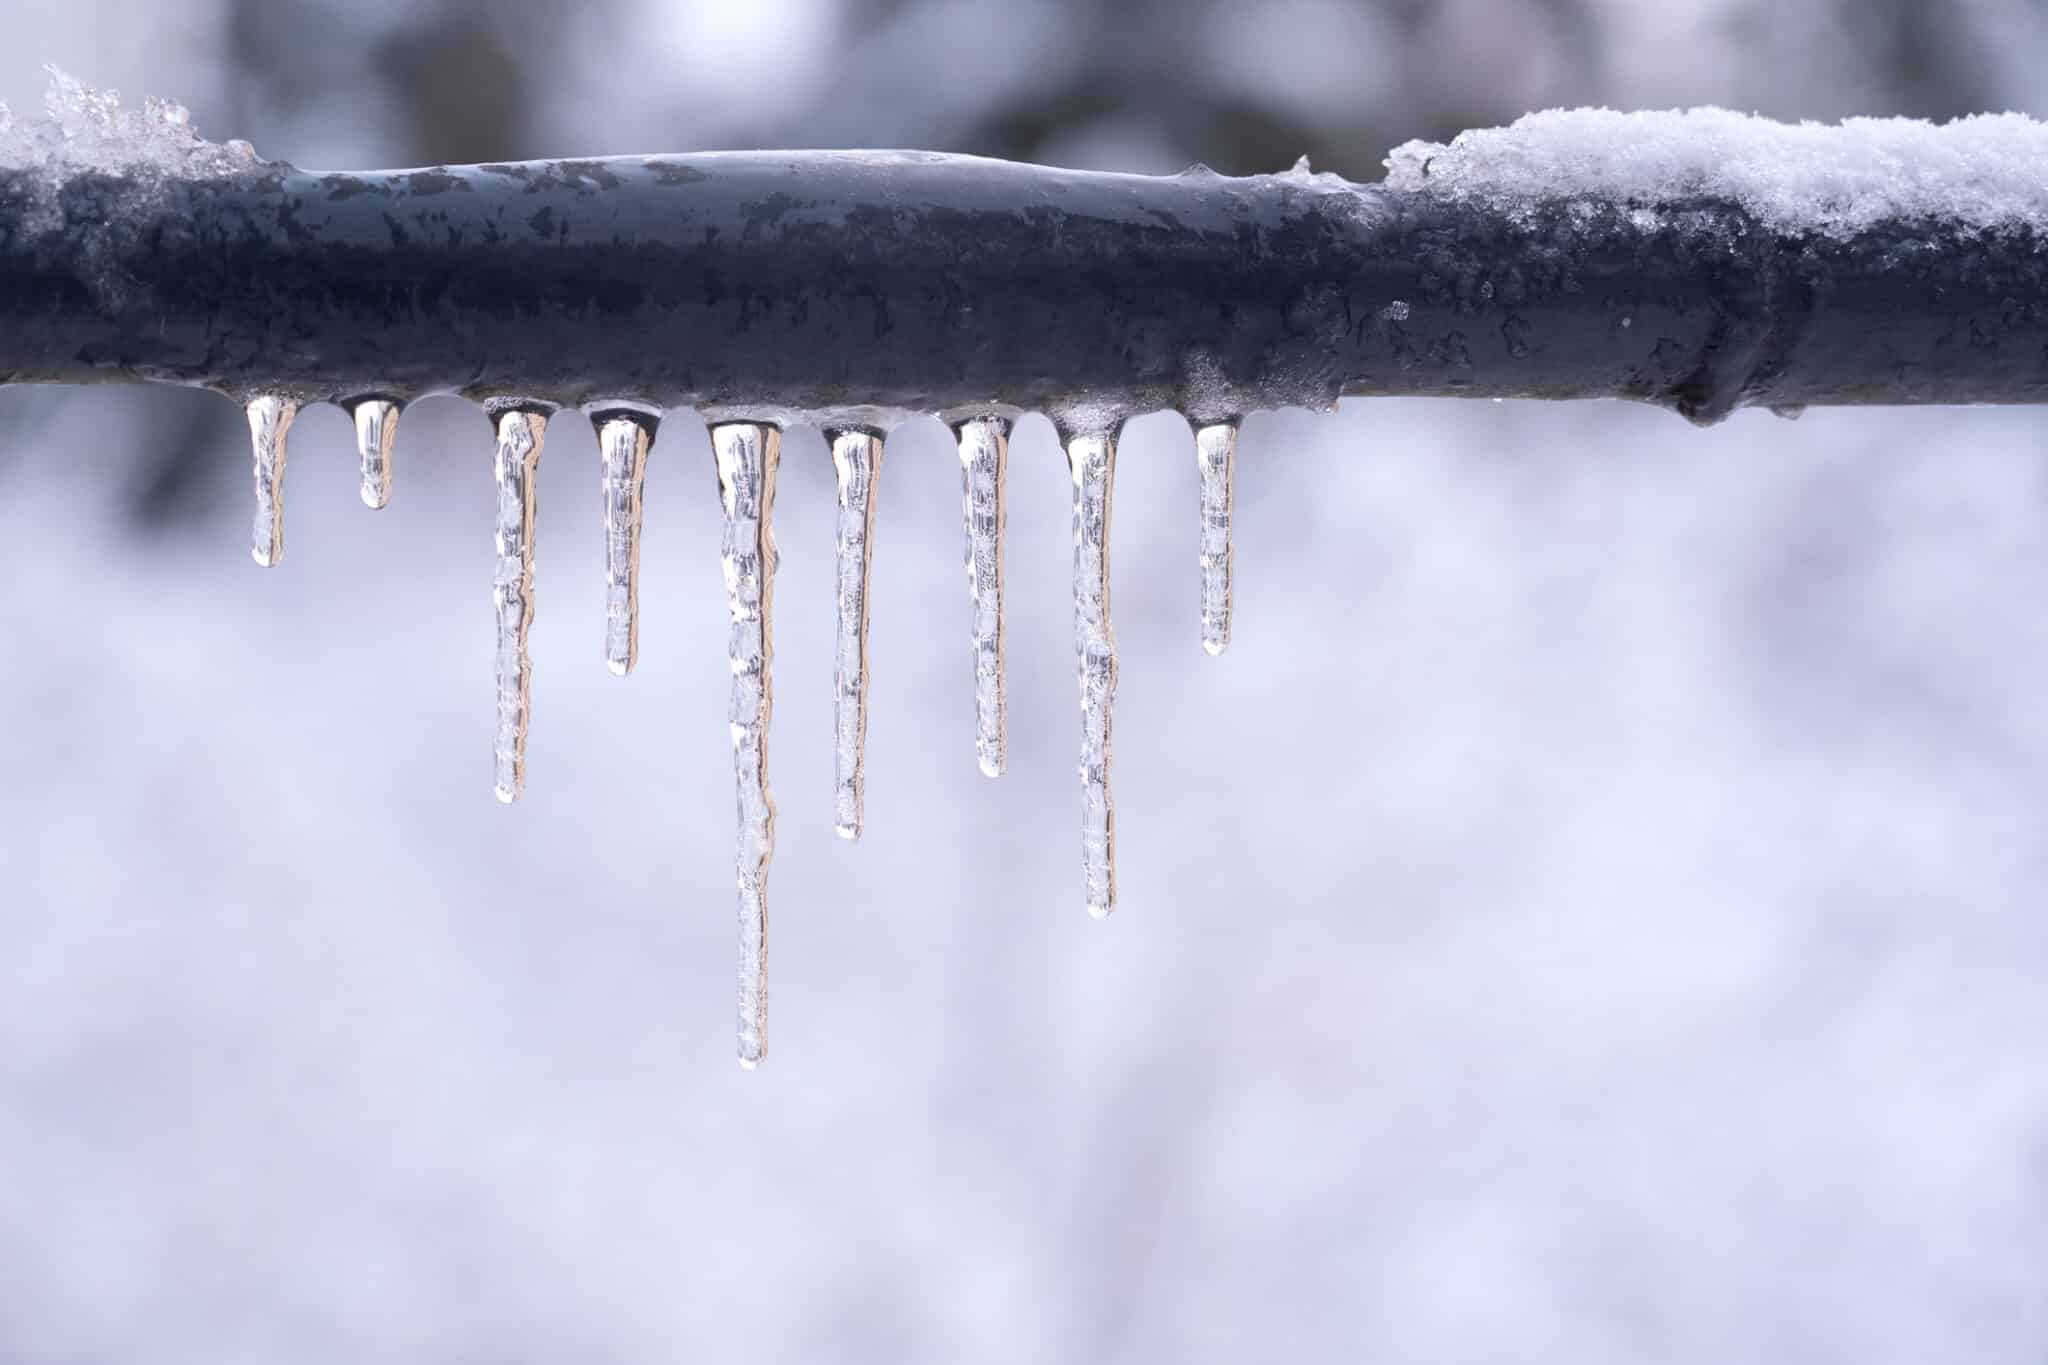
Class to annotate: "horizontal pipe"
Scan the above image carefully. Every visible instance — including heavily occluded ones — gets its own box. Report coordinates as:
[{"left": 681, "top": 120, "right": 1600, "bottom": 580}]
[{"left": 1, "top": 150, "right": 2045, "bottom": 428}]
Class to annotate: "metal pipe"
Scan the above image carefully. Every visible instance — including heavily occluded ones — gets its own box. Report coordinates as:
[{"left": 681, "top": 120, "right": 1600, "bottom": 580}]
[{"left": 3, "top": 151, "right": 2044, "bottom": 428}]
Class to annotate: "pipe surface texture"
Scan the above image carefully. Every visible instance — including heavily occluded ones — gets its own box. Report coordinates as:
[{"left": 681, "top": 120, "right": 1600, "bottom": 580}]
[{"left": 0, "top": 150, "right": 2044, "bottom": 428}]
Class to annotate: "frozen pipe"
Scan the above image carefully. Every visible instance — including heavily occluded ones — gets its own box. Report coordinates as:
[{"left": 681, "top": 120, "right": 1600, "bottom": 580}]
[{"left": 2, "top": 150, "right": 2045, "bottom": 429}]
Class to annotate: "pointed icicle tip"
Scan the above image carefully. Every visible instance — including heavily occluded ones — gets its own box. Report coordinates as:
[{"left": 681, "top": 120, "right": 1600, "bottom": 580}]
[
  {"left": 594, "top": 411, "right": 655, "bottom": 677},
  {"left": 352, "top": 398, "right": 402, "bottom": 509},
  {"left": 246, "top": 394, "right": 299, "bottom": 567}
]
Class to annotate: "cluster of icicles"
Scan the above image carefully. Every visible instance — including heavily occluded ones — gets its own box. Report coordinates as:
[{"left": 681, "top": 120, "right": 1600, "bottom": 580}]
[{"left": 243, "top": 394, "right": 1238, "bottom": 1066}]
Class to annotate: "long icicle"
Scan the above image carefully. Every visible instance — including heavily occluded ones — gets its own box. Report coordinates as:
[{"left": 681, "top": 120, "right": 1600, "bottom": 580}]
[
  {"left": 956, "top": 417, "right": 1008, "bottom": 778},
  {"left": 830, "top": 429, "right": 883, "bottom": 840},
  {"left": 246, "top": 395, "right": 299, "bottom": 567},
  {"left": 1194, "top": 422, "right": 1237, "bottom": 655},
  {"left": 713, "top": 422, "right": 781, "bottom": 1068},
  {"left": 491, "top": 408, "right": 548, "bottom": 803},
  {"left": 1067, "top": 429, "right": 1119, "bottom": 918},
  {"left": 353, "top": 398, "right": 401, "bottom": 510},
  {"left": 595, "top": 412, "right": 654, "bottom": 676}
]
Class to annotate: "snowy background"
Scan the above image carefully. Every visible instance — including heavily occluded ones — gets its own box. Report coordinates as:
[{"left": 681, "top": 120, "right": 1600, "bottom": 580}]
[{"left": 6, "top": 1, "right": 2048, "bottom": 1361}]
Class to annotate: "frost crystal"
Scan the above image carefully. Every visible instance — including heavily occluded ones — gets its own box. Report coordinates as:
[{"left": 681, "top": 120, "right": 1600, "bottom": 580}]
[
  {"left": 0, "top": 66, "right": 258, "bottom": 181},
  {"left": 0, "top": 68, "right": 263, "bottom": 244},
  {"left": 1279, "top": 152, "right": 1350, "bottom": 189},
  {"left": 1384, "top": 107, "right": 2048, "bottom": 237}
]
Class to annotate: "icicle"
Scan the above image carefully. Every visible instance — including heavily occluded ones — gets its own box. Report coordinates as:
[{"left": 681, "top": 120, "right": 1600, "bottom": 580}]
[
  {"left": 1067, "top": 430, "right": 1119, "bottom": 918},
  {"left": 712, "top": 422, "right": 781, "bottom": 1068},
  {"left": 491, "top": 408, "right": 548, "bottom": 804},
  {"left": 595, "top": 412, "right": 654, "bottom": 676},
  {"left": 352, "top": 398, "right": 401, "bottom": 509},
  {"left": 1194, "top": 422, "right": 1237, "bottom": 656},
  {"left": 830, "top": 429, "right": 883, "bottom": 839},
  {"left": 956, "top": 416, "right": 1008, "bottom": 778},
  {"left": 245, "top": 394, "right": 298, "bottom": 567}
]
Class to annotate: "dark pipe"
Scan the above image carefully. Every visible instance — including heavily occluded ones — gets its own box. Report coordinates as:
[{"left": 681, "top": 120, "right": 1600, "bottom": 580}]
[{"left": 1, "top": 151, "right": 2044, "bottom": 429}]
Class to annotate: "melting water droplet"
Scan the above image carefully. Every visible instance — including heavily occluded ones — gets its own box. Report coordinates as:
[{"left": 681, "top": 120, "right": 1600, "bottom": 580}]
[
  {"left": 830, "top": 429, "right": 883, "bottom": 840},
  {"left": 594, "top": 412, "right": 655, "bottom": 676},
  {"left": 491, "top": 408, "right": 548, "bottom": 804},
  {"left": 1195, "top": 422, "right": 1237, "bottom": 656},
  {"left": 956, "top": 417, "right": 1008, "bottom": 778},
  {"left": 712, "top": 422, "right": 781, "bottom": 1069},
  {"left": 1769, "top": 404, "right": 1807, "bottom": 421},
  {"left": 352, "top": 398, "right": 401, "bottom": 509},
  {"left": 1067, "top": 430, "right": 1119, "bottom": 919},
  {"left": 245, "top": 395, "right": 298, "bottom": 567}
]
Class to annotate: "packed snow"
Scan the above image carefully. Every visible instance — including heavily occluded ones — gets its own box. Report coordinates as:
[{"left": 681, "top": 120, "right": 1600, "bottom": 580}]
[{"left": 1385, "top": 106, "right": 2048, "bottom": 236}]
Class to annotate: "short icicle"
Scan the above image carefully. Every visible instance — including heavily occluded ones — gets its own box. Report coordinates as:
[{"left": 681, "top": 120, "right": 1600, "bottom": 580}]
[
  {"left": 830, "top": 429, "right": 883, "bottom": 840},
  {"left": 712, "top": 422, "right": 781, "bottom": 1069},
  {"left": 245, "top": 395, "right": 299, "bottom": 567},
  {"left": 1194, "top": 422, "right": 1237, "bottom": 655},
  {"left": 1067, "top": 429, "right": 1120, "bottom": 918},
  {"left": 956, "top": 417, "right": 1008, "bottom": 778},
  {"left": 491, "top": 408, "right": 549, "bottom": 804},
  {"left": 595, "top": 412, "right": 655, "bottom": 676},
  {"left": 352, "top": 399, "right": 401, "bottom": 509}
]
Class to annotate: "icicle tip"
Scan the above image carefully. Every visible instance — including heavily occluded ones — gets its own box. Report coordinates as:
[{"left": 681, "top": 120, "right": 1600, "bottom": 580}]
[{"left": 352, "top": 398, "right": 401, "bottom": 510}]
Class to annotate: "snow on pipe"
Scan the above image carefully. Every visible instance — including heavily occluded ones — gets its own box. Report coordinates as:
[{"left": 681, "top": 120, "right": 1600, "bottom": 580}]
[{"left": 16, "top": 78, "right": 2048, "bottom": 1062}]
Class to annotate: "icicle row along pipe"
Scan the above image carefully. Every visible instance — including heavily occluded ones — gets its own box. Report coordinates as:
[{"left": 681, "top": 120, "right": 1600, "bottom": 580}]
[{"left": 20, "top": 105, "right": 2048, "bottom": 1063}]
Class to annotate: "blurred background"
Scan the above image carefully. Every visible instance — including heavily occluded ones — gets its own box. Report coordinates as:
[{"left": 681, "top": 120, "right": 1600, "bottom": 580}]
[{"left": 6, "top": 1, "right": 2048, "bottom": 1360}]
